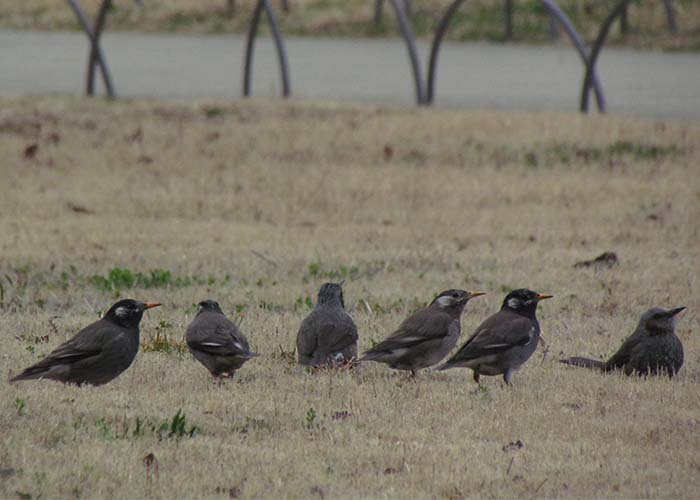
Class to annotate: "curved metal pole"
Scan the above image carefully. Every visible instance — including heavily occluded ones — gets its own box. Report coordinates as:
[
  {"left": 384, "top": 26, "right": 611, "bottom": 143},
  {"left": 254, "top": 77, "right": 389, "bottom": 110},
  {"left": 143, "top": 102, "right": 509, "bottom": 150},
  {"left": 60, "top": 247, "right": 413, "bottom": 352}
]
[
  {"left": 87, "top": 0, "right": 114, "bottom": 97},
  {"left": 388, "top": 0, "right": 424, "bottom": 104},
  {"left": 263, "top": 0, "right": 291, "bottom": 97},
  {"left": 581, "top": 0, "right": 632, "bottom": 113},
  {"left": 374, "top": 0, "right": 384, "bottom": 26},
  {"left": 504, "top": 0, "right": 514, "bottom": 40},
  {"left": 243, "top": 0, "right": 290, "bottom": 98},
  {"left": 426, "top": 0, "right": 465, "bottom": 105},
  {"left": 65, "top": 0, "right": 115, "bottom": 97},
  {"left": 540, "top": 0, "right": 605, "bottom": 111}
]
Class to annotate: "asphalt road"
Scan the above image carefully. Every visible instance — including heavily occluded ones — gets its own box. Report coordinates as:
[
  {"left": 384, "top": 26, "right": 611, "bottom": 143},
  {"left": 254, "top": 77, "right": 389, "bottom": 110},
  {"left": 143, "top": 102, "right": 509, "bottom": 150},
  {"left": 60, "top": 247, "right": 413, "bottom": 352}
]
[{"left": 1, "top": 29, "right": 698, "bottom": 118}]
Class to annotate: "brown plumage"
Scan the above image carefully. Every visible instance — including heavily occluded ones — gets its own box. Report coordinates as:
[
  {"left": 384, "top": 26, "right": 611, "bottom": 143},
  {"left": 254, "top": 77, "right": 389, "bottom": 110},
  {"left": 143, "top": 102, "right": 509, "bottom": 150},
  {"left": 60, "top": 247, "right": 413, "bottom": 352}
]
[
  {"left": 9, "top": 299, "right": 160, "bottom": 386},
  {"left": 560, "top": 306, "right": 685, "bottom": 377},
  {"left": 296, "top": 282, "right": 358, "bottom": 367},
  {"left": 186, "top": 300, "right": 258, "bottom": 378},
  {"left": 361, "top": 289, "right": 485, "bottom": 375}
]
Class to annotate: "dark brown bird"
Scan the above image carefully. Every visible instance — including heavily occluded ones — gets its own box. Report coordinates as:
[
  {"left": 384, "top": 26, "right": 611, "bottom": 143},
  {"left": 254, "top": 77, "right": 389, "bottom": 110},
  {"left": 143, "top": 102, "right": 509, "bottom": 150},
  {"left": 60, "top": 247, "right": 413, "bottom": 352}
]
[
  {"left": 360, "top": 289, "right": 485, "bottom": 376},
  {"left": 296, "top": 281, "right": 358, "bottom": 367},
  {"left": 9, "top": 299, "right": 161, "bottom": 386},
  {"left": 560, "top": 306, "right": 686, "bottom": 377},
  {"left": 438, "top": 289, "right": 552, "bottom": 384},
  {"left": 186, "top": 300, "right": 258, "bottom": 379}
]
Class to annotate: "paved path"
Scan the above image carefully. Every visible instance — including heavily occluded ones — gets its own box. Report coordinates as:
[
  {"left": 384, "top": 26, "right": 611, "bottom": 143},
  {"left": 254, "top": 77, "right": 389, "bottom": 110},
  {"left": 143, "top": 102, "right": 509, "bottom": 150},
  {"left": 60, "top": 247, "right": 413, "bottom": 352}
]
[{"left": 1, "top": 29, "right": 699, "bottom": 119}]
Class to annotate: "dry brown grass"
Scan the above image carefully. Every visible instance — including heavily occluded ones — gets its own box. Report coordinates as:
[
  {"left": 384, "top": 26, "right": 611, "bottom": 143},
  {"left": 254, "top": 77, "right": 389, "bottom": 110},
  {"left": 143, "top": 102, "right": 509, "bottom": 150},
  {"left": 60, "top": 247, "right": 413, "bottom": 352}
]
[
  {"left": 2, "top": 0, "right": 699, "bottom": 50},
  {"left": 1, "top": 95, "right": 699, "bottom": 499}
]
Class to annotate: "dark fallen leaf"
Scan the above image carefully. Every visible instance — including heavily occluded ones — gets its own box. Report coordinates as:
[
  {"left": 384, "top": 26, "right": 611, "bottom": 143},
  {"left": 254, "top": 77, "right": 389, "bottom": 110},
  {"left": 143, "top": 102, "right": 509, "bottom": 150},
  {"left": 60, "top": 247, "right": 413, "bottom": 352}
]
[
  {"left": 383, "top": 145, "right": 393, "bottom": 161},
  {"left": 502, "top": 440, "right": 524, "bottom": 452},
  {"left": 564, "top": 402, "right": 583, "bottom": 411},
  {"left": 574, "top": 251, "right": 618, "bottom": 268},
  {"left": 46, "top": 132, "right": 61, "bottom": 144},
  {"left": 23, "top": 143, "right": 39, "bottom": 159},
  {"left": 0, "top": 468, "right": 16, "bottom": 479},
  {"left": 143, "top": 452, "right": 159, "bottom": 478},
  {"left": 330, "top": 411, "right": 353, "bottom": 421},
  {"left": 204, "top": 131, "right": 220, "bottom": 142},
  {"left": 229, "top": 486, "right": 242, "bottom": 499},
  {"left": 67, "top": 202, "right": 94, "bottom": 215},
  {"left": 124, "top": 127, "right": 143, "bottom": 143},
  {"left": 137, "top": 154, "right": 153, "bottom": 164},
  {"left": 310, "top": 485, "right": 325, "bottom": 498},
  {"left": 383, "top": 467, "right": 400, "bottom": 475}
]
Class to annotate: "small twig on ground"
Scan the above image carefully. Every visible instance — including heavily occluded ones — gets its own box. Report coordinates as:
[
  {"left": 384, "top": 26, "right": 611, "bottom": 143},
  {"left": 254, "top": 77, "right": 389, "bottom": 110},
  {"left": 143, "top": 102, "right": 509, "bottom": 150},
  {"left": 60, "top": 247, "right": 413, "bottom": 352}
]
[
  {"left": 539, "top": 344, "right": 551, "bottom": 367},
  {"left": 251, "top": 250, "right": 278, "bottom": 267}
]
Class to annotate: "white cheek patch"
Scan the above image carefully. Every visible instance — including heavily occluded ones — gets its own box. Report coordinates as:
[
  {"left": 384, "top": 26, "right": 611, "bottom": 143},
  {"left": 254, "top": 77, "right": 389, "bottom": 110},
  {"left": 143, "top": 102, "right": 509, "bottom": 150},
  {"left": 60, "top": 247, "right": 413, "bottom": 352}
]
[
  {"left": 115, "top": 307, "right": 129, "bottom": 317},
  {"left": 507, "top": 298, "right": 520, "bottom": 309},
  {"left": 437, "top": 296, "right": 454, "bottom": 307}
]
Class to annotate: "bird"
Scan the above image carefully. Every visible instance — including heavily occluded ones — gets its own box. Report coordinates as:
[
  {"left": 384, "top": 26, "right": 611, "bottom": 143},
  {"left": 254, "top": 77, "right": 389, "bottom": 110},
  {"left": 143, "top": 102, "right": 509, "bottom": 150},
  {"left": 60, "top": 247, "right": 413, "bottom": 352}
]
[
  {"left": 361, "top": 289, "right": 485, "bottom": 376},
  {"left": 437, "top": 289, "right": 552, "bottom": 385},
  {"left": 186, "top": 300, "right": 258, "bottom": 379},
  {"left": 560, "top": 306, "right": 686, "bottom": 378},
  {"left": 9, "top": 299, "right": 161, "bottom": 386},
  {"left": 296, "top": 281, "right": 358, "bottom": 368}
]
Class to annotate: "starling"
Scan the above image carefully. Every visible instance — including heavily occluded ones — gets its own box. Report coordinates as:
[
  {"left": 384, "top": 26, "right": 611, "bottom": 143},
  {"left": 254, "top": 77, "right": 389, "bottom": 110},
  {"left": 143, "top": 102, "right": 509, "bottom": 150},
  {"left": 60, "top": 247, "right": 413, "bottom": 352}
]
[
  {"left": 560, "top": 306, "right": 686, "bottom": 377},
  {"left": 296, "top": 281, "right": 358, "bottom": 367},
  {"left": 186, "top": 300, "right": 258, "bottom": 378},
  {"left": 361, "top": 289, "right": 485, "bottom": 376},
  {"left": 9, "top": 299, "right": 160, "bottom": 386},
  {"left": 438, "top": 289, "right": 552, "bottom": 384}
]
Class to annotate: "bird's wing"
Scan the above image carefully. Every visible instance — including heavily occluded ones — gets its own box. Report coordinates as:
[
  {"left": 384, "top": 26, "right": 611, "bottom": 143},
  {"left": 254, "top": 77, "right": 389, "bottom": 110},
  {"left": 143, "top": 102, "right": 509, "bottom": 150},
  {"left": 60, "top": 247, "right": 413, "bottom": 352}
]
[
  {"left": 11, "top": 320, "right": 114, "bottom": 380},
  {"left": 604, "top": 334, "right": 638, "bottom": 371},
  {"left": 296, "top": 316, "right": 318, "bottom": 359},
  {"left": 317, "top": 314, "right": 358, "bottom": 353},
  {"left": 447, "top": 312, "right": 534, "bottom": 363},
  {"left": 187, "top": 316, "right": 252, "bottom": 357},
  {"left": 364, "top": 307, "right": 452, "bottom": 355}
]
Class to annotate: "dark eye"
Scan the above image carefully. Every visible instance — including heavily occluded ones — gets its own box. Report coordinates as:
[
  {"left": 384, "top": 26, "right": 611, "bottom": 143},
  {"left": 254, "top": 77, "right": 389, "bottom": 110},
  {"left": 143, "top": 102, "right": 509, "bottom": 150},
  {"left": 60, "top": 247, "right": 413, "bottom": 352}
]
[{"left": 452, "top": 292, "right": 459, "bottom": 298}]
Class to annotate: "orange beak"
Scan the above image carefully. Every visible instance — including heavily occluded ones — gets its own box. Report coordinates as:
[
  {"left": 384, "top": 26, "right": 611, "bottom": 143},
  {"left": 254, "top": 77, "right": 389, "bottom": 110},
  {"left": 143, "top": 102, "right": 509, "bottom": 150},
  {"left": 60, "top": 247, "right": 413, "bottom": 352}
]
[
  {"left": 537, "top": 293, "right": 553, "bottom": 301},
  {"left": 144, "top": 302, "right": 161, "bottom": 309},
  {"left": 468, "top": 291, "right": 486, "bottom": 299}
]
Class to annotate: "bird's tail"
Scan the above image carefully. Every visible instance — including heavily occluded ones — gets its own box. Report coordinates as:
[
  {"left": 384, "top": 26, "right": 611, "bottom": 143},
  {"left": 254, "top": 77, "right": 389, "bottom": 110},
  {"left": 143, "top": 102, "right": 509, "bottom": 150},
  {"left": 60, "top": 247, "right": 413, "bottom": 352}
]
[
  {"left": 559, "top": 357, "right": 605, "bottom": 370},
  {"left": 9, "top": 365, "right": 49, "bottom": 383}
]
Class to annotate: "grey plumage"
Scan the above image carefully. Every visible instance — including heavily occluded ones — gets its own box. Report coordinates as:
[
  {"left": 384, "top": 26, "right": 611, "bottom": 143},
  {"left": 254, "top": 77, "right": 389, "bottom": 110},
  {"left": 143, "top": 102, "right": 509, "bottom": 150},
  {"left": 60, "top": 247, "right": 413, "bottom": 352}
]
[
  {"left": 186, "top": 300, "right": 258, "bottom": 378},
  {"left": 9, "top": 299, "right": 160, "bottom": 386},
  {"left": 560, "top": 306, "right": 686, "bottom": 377},
  {"left": 296, "top": 282, "right": 358, "bottom": 367},
  {"left": 361, "top": 289, "right": 485, "bottom": 375},
  {"left": 438, "top": 289, "right": 552, "bottom": 385}
]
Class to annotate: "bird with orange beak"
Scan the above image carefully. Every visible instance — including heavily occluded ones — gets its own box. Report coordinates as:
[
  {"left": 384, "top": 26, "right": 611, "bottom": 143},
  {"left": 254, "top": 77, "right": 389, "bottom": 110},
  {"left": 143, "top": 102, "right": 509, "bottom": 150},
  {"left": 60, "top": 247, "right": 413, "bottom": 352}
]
[
  {"left": 438, "top": 289, "right": 552, "bottom": 385},
  {"left": 9, "top": 299, "right": 160, "bottom": 386}
]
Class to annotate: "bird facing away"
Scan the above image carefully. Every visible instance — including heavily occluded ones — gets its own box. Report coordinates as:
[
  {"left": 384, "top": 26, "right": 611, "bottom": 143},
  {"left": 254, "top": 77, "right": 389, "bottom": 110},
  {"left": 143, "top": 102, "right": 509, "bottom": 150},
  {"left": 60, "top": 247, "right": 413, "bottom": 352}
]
[
  {"left": 560, "top": 306, "right": 686, "bottom": 378},
  {"left": 9, "top": 299, "right": 161, "bottom": 386},
  {"left": 438, "top": 289, "right": 552, "bottom": 385},
  {"left": 361, "top": 289, "right": 485, "bottom": 376},
  {"left": 186, "top": 300, "right": 258, "bottom": 378},
  {"left": 296, "top": 281, "right": 358, "bottom": 367}
]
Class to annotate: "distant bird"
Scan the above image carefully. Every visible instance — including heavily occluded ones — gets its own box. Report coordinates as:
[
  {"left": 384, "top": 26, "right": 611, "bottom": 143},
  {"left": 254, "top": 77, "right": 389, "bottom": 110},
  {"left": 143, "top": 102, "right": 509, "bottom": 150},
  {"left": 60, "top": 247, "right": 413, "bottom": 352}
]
[
  {"left": 438, "top": 289, "right": 552, "bottom": 384},
  {"left": 9, "top": 299, "right": 160, "bottom": 386},
  {"left": 296, "top": 281, "right": 358, "bottom": 367},
  {"left": 186, "top": 300, "right": 258, "bottom": 379},
  {"left": 361, "top": 289, "right": 485, "bottom": 376},
  {"left": 560, "top": 306, "right": 686, "bottom": 377}
]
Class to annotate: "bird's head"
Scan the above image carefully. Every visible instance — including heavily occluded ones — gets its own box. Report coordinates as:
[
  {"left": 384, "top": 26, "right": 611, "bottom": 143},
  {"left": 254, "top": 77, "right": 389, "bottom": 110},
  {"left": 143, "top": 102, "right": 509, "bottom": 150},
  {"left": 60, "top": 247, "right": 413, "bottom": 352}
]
[
  {"left": 431, "top": 289, "right": 485, "bottom": 310},
  {"left": 640, "top": 306, "right": 686, "bottom": 335},
  {"left": 197, "top": 299, "right": 224, "bottom": 315},
  {"left": 317, "top": 281, "right": 345, "bottom": 309},
  {"left": 502, "top": 289, "right": 552, "bottom": 316},
  {"left": 105, "top": 299, "right": 160, "bottom": 327}
]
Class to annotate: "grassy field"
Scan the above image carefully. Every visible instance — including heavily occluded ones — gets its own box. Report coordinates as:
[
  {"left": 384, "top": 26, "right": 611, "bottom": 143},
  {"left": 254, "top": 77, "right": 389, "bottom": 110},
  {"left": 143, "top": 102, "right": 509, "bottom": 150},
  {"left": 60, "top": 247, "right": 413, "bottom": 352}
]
[
  {"left": 2, "top": 0, "right": 699, "bottom": 50},
  {"left": 1, "top": 95, "right": 699, "bottom": 499}
]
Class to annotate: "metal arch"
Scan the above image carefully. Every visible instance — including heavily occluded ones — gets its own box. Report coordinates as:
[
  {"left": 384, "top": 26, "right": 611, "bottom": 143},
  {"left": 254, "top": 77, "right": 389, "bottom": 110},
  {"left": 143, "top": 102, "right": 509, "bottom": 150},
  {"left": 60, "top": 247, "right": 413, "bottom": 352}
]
[
  {"left": 580, "top": 0, "right": 633, "bottom": 113},
  {"left": 65, "top": 0, "right": 115, "bottom": 97},
  {"left": 426, "top": 0, "right": 606, "bottom": 111},
  {"left": 388, "top": 0, "right": 425, "bottom": 104},
  {"left": 243, "top": 0, "right": 291, "bottom": 98},
  {"left": 540, "top": 0, "right": 605, "bottom": 111}
]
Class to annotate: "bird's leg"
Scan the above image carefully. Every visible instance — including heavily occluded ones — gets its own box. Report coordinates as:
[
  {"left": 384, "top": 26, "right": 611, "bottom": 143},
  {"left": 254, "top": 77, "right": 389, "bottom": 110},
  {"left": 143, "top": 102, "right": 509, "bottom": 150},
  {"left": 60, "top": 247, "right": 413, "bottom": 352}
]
[
  {"left": 409, "top": 369, "right": 417, "bottom": 379},
  {"left": 472, "top": 370, "right": 480, "bottom": 385}
]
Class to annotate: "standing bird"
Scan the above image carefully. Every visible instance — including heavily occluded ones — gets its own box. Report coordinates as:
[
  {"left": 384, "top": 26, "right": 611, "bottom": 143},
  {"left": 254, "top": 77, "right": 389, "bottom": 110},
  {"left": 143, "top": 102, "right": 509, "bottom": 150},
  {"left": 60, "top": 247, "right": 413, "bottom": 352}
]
[
  {"left": 296, "top": 282, "right": 358, "bottom": 367},
  {"left": 186, "top": 300, "right": 258, "bottom": 379},
  {"left": 9, "top": 299, "right": 160, "bottom": 386},
  {"left": 560, "top": 306, "right": 686, "bottom": 377},
  {"left": 438, "top": 289, "right": 552, "bottom": 385},
  {"left": 361, "top": 289, "right": 485, "bottom": 376}
]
